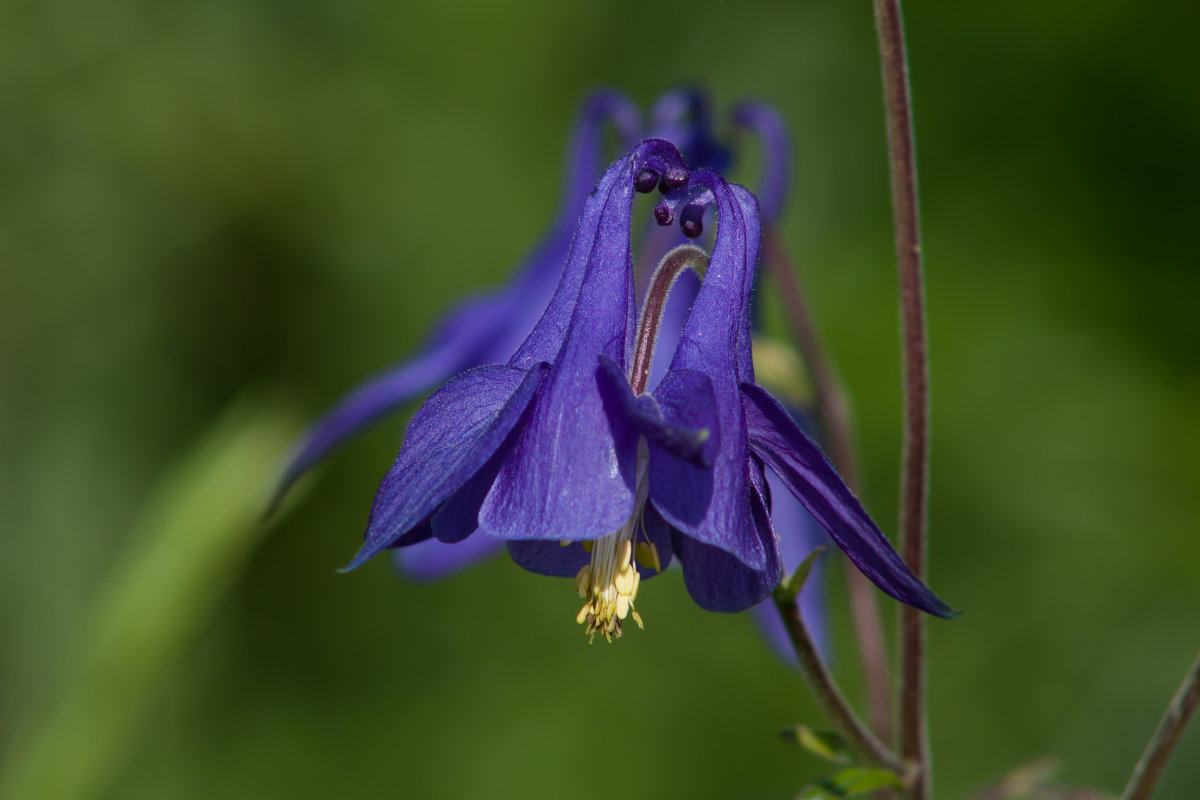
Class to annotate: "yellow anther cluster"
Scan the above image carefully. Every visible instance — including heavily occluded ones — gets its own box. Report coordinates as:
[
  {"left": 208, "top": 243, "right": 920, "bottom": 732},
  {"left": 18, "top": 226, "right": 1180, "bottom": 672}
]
[
  {"left": 570, "top": 443, "right": 655, "bottom": 643},
  {"left": 574, "top": 538, "right": 644, "bottom": 643}
]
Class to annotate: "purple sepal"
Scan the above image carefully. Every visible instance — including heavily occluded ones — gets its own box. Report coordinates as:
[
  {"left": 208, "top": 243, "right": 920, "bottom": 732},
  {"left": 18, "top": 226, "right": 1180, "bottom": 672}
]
[
  {"left": 740, "top": 382, "right": 957, "bottom": 619},
  {"left": 430, "top": 443, "right": 512, "bottom": 544},
  {"left": 343, "top": 363, "right": 548, "bottom": 571}
]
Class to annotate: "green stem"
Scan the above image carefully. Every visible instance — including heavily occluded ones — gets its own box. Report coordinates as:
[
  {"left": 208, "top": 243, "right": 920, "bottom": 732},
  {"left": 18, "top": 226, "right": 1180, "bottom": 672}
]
[{"left": 774, "top": 594, "right": 910, "bottom": 777}]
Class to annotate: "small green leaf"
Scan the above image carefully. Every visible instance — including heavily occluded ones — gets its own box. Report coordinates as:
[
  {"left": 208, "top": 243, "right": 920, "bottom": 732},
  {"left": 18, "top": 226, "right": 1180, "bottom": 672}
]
[
  {"left": 778, "top": 725, "right": 853, "bottom": 765},
  {"left": 798, "top": 767, "right": 904, "bottom": 799},
  {"left": 776, "top": 546, "right": 826, "bottom": 601}
]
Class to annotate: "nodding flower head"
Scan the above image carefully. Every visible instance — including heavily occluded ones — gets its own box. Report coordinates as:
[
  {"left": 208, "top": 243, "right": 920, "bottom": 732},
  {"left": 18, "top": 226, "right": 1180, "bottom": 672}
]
[{"left": 337, "top": 136, "right": 954, "bottom": 643}]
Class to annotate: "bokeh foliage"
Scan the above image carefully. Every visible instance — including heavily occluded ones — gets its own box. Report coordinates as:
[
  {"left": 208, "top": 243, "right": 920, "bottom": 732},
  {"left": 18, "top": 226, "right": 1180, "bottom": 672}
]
[{"left": 1, "top": 0, "right": 1197, "bottom": 797}]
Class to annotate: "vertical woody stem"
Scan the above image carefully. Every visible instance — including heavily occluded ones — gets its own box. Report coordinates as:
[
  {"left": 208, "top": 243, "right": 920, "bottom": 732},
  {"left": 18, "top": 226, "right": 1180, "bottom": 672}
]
[{"left": 871, "top": 0, "right": 931, "bottom": 796}]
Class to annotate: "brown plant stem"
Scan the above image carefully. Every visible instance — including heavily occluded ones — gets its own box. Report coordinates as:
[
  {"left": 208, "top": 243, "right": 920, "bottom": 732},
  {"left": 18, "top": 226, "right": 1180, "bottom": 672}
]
[
  {"left": 763, "top": 229, "right": 893, "bottom": 743},
  {"left": 871, "top": 0, "right": 931, "bottom": 797},
  {"left": 1121, "top": 650, "right": 1200, "bottom": 800},
  {"left": 775, "top": 593, "right": 909, "bottom": 778}
]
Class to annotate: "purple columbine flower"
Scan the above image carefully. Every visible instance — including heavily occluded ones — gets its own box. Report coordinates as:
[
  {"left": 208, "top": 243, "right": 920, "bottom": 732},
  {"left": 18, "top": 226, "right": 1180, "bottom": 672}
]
[
  {"left": 346, "top": 138, "right": 955, "bottom": 641},
  {"left": 274, "top": 89, "right": 812, "bottom": 597}
]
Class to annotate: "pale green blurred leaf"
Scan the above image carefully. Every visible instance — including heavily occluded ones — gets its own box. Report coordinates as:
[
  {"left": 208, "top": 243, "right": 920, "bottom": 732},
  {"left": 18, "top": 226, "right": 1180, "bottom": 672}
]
[{"left": 0, "top": 397, "right": 301, "bottom": 800}]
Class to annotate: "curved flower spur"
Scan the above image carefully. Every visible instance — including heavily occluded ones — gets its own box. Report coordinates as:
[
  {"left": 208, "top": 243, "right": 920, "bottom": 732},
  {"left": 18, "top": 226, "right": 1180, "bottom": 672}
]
[{"left": 347, "top": 138, "right": 955, "bottom": 641}]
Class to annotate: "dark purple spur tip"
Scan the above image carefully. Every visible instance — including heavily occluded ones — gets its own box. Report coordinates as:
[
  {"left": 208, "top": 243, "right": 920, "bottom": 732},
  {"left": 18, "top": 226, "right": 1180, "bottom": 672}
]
[
  {"left": 659, "top": 168, "right": 690, "bottom": 193},
  {"left": 654, "top": 200, "right": 675, "bottom": 227},
  {"left": 680, "top": 203, "right": 705, "bottom": 239},
  {"left": 634, "top": 168, "right": 660, "bottom": 194}
]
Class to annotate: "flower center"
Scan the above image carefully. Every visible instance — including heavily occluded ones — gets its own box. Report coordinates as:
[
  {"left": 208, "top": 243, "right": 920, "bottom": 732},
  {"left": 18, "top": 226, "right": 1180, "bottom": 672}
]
[{"left": 573, "top": 450, "right": 656, "bottom": 643}]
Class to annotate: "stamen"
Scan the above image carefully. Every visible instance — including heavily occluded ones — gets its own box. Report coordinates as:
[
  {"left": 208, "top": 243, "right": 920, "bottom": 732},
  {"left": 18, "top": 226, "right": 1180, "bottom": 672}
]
[
  {"left": 574, "top": 449, "right": 652, "bottom": 642},
  {"left": 614, "top": 565, "right": 635, "bottom": 596},
  {"left": 635, "top": 541, "right": 662, "bottom": 573},
  {"left": 575, "top": 565, "right": 592, "bottom": 598}
]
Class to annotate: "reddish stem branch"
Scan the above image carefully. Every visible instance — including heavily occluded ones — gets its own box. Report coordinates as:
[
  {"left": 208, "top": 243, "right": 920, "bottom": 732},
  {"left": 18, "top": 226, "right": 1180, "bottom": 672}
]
[
  {"left": 775, "top": 593, "right": 909, "bottom": 777},
  {"left": 871, "top": 1, "right": 931, "bottom": 797},
  {"left": 1122, "top": 650, "right": 1200, "bottom": 800},
  {"left": 763, "top": 229, "right": 893, "bottom": 743}
]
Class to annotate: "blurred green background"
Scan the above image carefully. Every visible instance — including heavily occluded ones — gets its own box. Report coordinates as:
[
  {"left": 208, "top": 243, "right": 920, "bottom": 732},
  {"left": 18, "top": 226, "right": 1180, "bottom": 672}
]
[{"left": 2, "top": 0, "right": 1197, "bottom": 797}]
